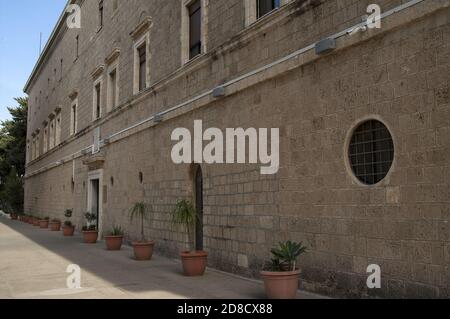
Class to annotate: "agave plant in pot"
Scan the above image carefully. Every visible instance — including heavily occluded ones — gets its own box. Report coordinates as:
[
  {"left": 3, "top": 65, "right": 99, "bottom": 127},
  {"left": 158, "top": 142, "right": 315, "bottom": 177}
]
[
  {"left": 63, "top": 209, "right": 76, "bottom": 236},
  {"left": 104, "top": 225, "right": 125, "bottom": 251},
  {"left": 129, "top": 202, "right": 154, "bottom": 260},
  {"left": 82, "top": 212, "right": 98, "bottom": 244},
  {"left": 39, "top": 217, "right": 50, "bottom": 229},
  {"left": 171, "top": 199, "right": 207, "bottom": 277},
  {"left": 260, "top": 241, "right": 307, "bottom": 299}
]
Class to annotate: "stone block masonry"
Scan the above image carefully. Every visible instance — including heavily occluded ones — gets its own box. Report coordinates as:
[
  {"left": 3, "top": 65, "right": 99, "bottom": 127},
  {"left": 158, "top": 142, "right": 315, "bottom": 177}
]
[{"left": 24, "top": 0, "right": 450, "bottom": 298}]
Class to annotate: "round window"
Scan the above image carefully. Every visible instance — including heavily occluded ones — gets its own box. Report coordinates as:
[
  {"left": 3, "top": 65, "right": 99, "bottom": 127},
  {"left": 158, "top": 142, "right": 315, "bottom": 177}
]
[{"left": 348, "top": 120, "right": 394, "bottom": 185}]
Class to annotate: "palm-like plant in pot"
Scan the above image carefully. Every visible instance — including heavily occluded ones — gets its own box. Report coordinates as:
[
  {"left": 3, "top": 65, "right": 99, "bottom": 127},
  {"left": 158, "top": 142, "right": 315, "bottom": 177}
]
[
  {"left": 260, "top": 241, "right": 307, "bottom": 299},
  {"left": 129, "top": 202, "right": 154, "bottom": 260},
  {"left": 104, "top": 225, "right": 125, "bottom": 251},
  {"left": 82, "top": 212, "right": 98, "bottom": 244},
  {"left": 63, "top": 209, "right": 75, "bottom": 236},
  {"left": 171, "top": 199, "right": 207, "bottom": 277}
]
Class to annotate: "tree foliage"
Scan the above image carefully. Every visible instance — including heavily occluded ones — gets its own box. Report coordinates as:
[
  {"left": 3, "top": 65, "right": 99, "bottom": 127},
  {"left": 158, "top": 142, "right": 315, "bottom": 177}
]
[{"left": 0, "top": 97, "right": 27, "bottom": 213}]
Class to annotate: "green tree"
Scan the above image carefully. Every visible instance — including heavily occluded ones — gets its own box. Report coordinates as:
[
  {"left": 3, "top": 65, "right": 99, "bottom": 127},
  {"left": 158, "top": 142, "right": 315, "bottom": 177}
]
[
  {"left": 0, "top": 97, "right": 27, "bottom": 213},
  {"left": 0, "top": 167, "right": 23, "bottom": 214}
]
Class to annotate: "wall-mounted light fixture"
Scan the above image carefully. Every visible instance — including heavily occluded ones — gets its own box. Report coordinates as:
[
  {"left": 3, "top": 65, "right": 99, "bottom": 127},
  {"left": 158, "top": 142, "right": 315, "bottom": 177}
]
[
  {"left": 315, "top": 38, "right": 336, "bottom": 55},
  {"left": 212, "top": 86, "right": 225, "bottom": 98}
]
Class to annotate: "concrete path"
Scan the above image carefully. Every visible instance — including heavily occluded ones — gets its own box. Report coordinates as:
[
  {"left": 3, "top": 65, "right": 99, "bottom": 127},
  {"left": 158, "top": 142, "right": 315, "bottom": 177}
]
[{"left": 0, "top": 217, "right": 324, "bottom": 299}]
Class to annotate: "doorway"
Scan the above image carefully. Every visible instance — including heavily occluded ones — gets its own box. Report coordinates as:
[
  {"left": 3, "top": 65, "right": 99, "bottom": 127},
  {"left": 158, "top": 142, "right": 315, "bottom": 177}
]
[
  {"left": 90, "top": 179, "right": 100, "bottom": 230},
  {"left": 194, "top": 165, "right": 203, "bottom": 251},
  {"left": 87, "top": 170, "right": 103, "bottom": 235}
]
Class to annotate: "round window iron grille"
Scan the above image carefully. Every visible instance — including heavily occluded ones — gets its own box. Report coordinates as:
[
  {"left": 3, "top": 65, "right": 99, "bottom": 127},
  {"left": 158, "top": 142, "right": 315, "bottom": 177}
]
[{"left": 349, "top": 120, "right": 394, "bottom": 185}]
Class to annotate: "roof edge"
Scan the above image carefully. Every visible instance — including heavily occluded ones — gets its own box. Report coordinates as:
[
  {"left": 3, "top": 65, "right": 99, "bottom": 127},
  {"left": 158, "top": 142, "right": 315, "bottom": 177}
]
[{"left": 23, "top": 0, "right": 75, "bottom": 94}]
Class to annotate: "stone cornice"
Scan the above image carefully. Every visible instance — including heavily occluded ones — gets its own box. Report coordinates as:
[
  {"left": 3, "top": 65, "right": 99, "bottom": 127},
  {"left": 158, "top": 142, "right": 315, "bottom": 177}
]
[
  {"left": 130, "top": 17, "right": 153, "bottom": 40},
  {"left": 68, "top": 90, "right": 78, "bottom": 100},
  {"left": 91, "top": 65, "right": 105, "bottom": 79},
  {"left": 105, "top": 48, "right": 121, "bottom": 65}
]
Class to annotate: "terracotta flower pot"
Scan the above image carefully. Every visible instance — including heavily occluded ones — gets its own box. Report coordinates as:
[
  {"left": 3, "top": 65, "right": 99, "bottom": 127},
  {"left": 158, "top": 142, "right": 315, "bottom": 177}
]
[
  {"left": 82, "top": 231, "right": 98, "bottom": 244},
  {"left": 132, "top": 241, "right": 155, "bottom": 261},
  {"left": 180, "top": 251, "right": 208, "bottom": 276},
  {"left": 39, "top": 220, "right": 49, "bottom": 229},
  {"left": 49, "top": 221, "right": 61, "bottom": 231},
  {"left": 63, "top": 225, "right": 75, "bottom": 237},
  {"left": 33, "top": 219, "right": 40, "bottom": 226},
  {"left": 105, "top": 236, "right": 124, "bottom": 251},
  {"left": 29, "top": 217, "right": 35, "bottom": 225},
  {"left": 260, "top": 269, "right": 301, "bottom": 299}
]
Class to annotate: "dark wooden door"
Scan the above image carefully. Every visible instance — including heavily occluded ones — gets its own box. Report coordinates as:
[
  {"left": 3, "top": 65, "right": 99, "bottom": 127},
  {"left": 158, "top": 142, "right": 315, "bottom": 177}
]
[{"left": 195, "top": 166, "right": 203, "bottom": 251}]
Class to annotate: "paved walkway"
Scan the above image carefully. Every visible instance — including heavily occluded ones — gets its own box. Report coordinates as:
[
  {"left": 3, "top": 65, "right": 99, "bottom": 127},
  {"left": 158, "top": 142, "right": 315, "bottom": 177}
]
[{"left": 0, "top": 217, "right": 324, "bottom": 299}]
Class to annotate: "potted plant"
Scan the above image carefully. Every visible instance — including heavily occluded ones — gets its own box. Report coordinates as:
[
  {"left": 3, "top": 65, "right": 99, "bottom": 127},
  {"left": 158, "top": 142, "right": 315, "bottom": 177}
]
[
  {"left": 104, "top": 225, "right": 124, "bottom": 251},
  {"left": 49, "top": 218, "right": 62, "bottom": 231},
  {"left": 39, "top": 217, "right": 50, "bottom": 229},
  {"left": 10, "top": 212, "right": 18, "bottom": 220},
  {"left": 129, "top": 202, "right": 155, "bottom": 260},
  {"left": 32, "top": 216, "right": 41, "bottom": 226},
  {"left": 63, "top": 209, "right": 75, "bottom": 236},
  {"left": 171, "top": 199, "right": 207, "bottom": 277},
  {"left": 260, "top": 241, "right": 307, "bottom": 299},
  {"left": 82, "top": 212, "right": 98, "bottom": 244}
]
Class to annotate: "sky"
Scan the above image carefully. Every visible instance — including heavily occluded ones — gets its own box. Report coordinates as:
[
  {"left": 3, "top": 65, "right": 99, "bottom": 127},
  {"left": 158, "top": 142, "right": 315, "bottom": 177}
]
[{"left": 0, "top": 0, "right": 67, "bottom": 122}]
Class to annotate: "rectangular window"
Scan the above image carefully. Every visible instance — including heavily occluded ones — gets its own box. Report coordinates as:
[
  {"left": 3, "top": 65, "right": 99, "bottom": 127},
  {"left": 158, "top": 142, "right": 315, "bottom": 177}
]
[
  {"left": 49, "top": 120, "right": 55, "bottom": 149},
  {"left": 36, "top": 135, "right": 40, "bottom": 158},
  {"left": 55, "top": 113, "right": 61, "bottom": 146},
  {"left": 107, "top": 68, "right": 117, "bottom": 111},
  {"left": 138, "top": 44, "right": 146, "bottom": 91},
  {"left": 95, "top": 83, "right": 101, "bottom": 119},
  {"left": 188, "top": 0, "right": 202, "bottom": 60},
  {"left": 60, "top": 59, "right": 63, "bottom": 80},
  {"left": 257, "top": 0, "right": 279, "bottom": 19},
  {"left": 99, "top": 0, "right": 104, "bottom": 28},
  {"left": 43, "top": 126, "right": 48, "bottom": 153},
  {"left": 75, "top": 35, "right": 79, "bottom": 59},
  {"left": 31, "top": 139, "right": 35, "bottom": 160},
  {"left": 71, "top": 101, "right": 78, "bottom": 136}
]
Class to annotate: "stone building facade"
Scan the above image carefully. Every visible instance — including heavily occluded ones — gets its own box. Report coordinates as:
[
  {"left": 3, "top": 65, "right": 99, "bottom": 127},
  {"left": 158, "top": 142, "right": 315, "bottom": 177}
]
[{"left": 24, "top": 0, "right": 450, "bottom": 298}]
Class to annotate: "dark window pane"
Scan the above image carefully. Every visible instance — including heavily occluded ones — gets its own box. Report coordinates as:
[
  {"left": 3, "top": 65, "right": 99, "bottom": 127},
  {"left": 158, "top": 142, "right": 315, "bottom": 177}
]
[
  {"left": 257, "top": 0, "right": 279, "bottom": 19},
  {"left": 138, "top": 45, "right": 146, "bottom": 91},
  {"left": 110, "top": 70, "right": 117, "bottom": 108},
  {"left": 189, "top": 0, "right": 201, "bottom": 59},
  {"left": 348, "top": 120, "right": 394, "bottom": 185},
  {"left": 99, "top": 1, "right": 104, "bottom": 27},
  {"left": 95, "top": 84, "right": 101, "bottom": 118}
]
